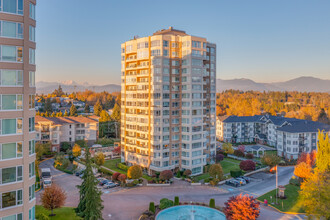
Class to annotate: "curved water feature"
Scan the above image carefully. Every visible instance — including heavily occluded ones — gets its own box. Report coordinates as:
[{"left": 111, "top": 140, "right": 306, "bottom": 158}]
[{"left": 156, "top": 205, "right": 226, "bottom": 220}]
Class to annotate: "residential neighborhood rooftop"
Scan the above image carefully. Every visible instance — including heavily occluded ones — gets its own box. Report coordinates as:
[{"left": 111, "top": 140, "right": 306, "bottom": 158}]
[{"left": 35, "top": 115, "right": 99, "bottom": 125}]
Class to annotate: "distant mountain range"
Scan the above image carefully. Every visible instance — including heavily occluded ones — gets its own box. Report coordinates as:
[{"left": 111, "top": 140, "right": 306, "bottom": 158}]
[
  {"left": 36, "top": 81, "right": 121, "bottom": 94},
  {"left": 217, "top": 77, "right": 330, "bottom": 93},
  {"left": 36, "top": 76, "right": 330, "bottom": 94}
]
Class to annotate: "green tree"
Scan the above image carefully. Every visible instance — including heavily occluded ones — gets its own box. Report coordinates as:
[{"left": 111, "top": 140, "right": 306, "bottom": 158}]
[
  {"left": 84, "top": 104, "right": 90, "bottom": 113},
  {"left": 76, "top": 146, "right": 104, "bottom": 219},
  {"left": 70, "top": 104, "right": 78, "bottom": 116},
  {"left": 127, "top": 165, "right": 143, "bottom": 179},
  {"left": 209, "top": 164, "right": 223, "bottom": 179},
  {"left": 111, "top": 103, "right": 121, "bottom": 122},
  {"left": 94, "top": 100, "right": 103, "bottom": 116},
  {"left": 99, "top": 110, "right": 111, "bottom": 122}
]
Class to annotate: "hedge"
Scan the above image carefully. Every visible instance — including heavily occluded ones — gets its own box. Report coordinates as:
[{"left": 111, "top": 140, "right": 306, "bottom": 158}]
[
  {"left": 230, "top": 170, "right": 243, "bottom": 178},
  {"left": 117, "top": 163, "right": 129, "bottom": 171},
  {"left": 99, "top": 167, "right": 113, "bottom": 176}
]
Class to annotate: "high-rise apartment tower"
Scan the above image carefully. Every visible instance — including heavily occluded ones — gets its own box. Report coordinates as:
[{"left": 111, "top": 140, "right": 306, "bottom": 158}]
[
  {"left": 0, "top": 0, "right": 36, "bottom": 219},
  {"left": 121, "top": 27, "right": 216, "bottom": 175}
]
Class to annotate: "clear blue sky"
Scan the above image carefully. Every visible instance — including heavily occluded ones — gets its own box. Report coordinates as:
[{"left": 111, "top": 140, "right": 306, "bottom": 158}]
[{"left": 36, "top": 0, "right": 330, "bottom": 85}]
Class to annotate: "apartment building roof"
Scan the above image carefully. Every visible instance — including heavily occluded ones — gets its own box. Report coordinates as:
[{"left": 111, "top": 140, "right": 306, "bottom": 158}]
[
  {"left": 277, "top": 120, "right": 330, "bottom": 133},
  {"left": 35, "top": 115, "right": 98, "bottom": 125},
  {"left": 153, "top": 26, "right": 187, "bottom": 36},
  {"left": 219, "top": 115, "right": 263, "bottom": 123}
]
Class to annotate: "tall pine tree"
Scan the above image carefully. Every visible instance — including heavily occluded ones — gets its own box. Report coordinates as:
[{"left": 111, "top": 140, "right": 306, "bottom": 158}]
[
  {"left": 94, "top": 100, "right": 103, "bottom": 116},
  {"left": 70, "top": 104, "right": 78, "bottom": 116},
  {"left": 76, "top": 146, "right": 104, "bottom": 219}
]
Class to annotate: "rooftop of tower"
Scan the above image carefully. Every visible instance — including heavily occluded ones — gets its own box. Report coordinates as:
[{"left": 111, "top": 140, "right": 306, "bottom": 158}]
[{"left": 153, "top": 26, "right": 187, "bottom": 36}]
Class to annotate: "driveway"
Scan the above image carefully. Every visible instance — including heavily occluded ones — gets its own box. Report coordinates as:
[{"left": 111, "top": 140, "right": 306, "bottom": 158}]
[
  {"left": 37, "top": 160, "right": 303, "bottom": 220},
  {"left": 36, "top": 158, "right": 82, "bottom": 207}
]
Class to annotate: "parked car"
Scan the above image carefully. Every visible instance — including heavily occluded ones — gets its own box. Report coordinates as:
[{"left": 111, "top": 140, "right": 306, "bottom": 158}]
[
  {"left": 97, "top": 177, "right": 105, "bottom": 182},
  {"left": 240, "top": 176, "right": 251, "bottom": 183},
  {"left": 235, "top": 178, "right": 247, "bottom": 185},
  {"left": 75, "top": 171, "right": 83, "bottom": 176},
  {"left": 225, "top": 179, "right": 241, "bottom": 187},
  {"left": 99, "top": 179, "right": 109, "bottom": 186},
  {"left": 103, "top": 182, "right": 119, "bottom": 189}
]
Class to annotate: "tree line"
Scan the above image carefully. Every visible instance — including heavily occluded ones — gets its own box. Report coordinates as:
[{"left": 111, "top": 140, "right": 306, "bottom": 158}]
[{"left": 217, "top": 90, "right": 330, "bottom": 124}]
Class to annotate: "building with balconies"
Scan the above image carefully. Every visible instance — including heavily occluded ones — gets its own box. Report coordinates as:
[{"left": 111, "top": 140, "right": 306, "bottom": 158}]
[
  {"left": 121, "top": 27, "right": 217, "bottom": 176},
  {"left": 216, "top": 115, "right": 330, "bottom": 159},
  {"left": 35, "top": 116, "right": 99, "bottom": 151},
  {"left": 0, "top": 0, "right": 37, "bottom": 219}
]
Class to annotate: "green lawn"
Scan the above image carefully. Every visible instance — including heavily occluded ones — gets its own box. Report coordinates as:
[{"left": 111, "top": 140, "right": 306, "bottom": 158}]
[
  {"left": 103, "top": 158, "right": 125, "bottom": 174},
  {"left": 103, "top": 158, "right": 152, "bottom": 180},
  {"left": 36, "top": 205, "right": 81, "bottom": 219},
  {"left": 257, "top": 184, "right": 305, "bottom": 213}
]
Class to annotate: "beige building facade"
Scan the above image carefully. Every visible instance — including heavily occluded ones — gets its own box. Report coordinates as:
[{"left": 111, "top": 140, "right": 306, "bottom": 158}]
[
  {"left": 0, "top": 0, "right": 37, "bottom": 219},
  {"left": 121, "top": 27, "right": 216, "bottom": 176},
  {"left": 35, "top": 116, "right": 99, "bottom": 151}
]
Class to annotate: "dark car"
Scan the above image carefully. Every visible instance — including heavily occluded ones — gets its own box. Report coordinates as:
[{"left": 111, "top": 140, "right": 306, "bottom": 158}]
[
  {"left": 225, "top": 179, "right": 241, "bottom": 187},
  {"left": 75, "top": 171, "right": 82, "bottom": 176},
  {"left": 99, "top": 179, "right": 109, "bottom": 186},
  {"left": 240, "top": 176, "right": 251, "bottom": 183}
]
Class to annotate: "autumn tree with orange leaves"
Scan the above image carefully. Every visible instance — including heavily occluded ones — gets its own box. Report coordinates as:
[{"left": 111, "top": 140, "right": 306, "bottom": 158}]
[
  {"left": 224, "top": 194, "right": 260, "bottom": 220},
  {"left": 294, "top": 162, "right": 312, "bottom": 180},
  {"left": 41, "top": 184, "right": 66, "bottom": 216}
]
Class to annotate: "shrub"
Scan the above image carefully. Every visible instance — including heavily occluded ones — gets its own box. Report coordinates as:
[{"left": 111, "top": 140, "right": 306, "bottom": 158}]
[
  {"left": 210, "top": 178, "right": 219, "bottom": 186},
  {"left": 209, "top": 198, "right": 215, "bottom": 208},
  {"left": 261, "top": 153, "right": 281, "bottom": 168},
  {"left": 216, "top": 154, "right": 224, "bottom": 162},
  {"left": 183, "top": 169, "right": 192, "bottom": 177},
  {"left": 224, "top": 194, "right": 260, "bottom": 220},
  {"left": 222, "top": 143, "right": 234, "bottom": 154},
  {"left": 117, "top": 163, "right": 129, "bottom": 171},
  {"left": 174, "top": 196, "right": 179, "bottom": 206},
  {"left": 118, "top": 174, "right": 127, "bottom": 183},
  {"left": 159, "top": 170, "right": 173, "bottom": 181},
  {"left": 159, "top": 198, "right": 174, "bottom": 210},
  {"left": 238, "top": 145, "right": 245, "bottom": 152},
  {"left": 209, "top": 164, "right": 223, "bottom": 179},
  {"left": 127, "top": 165, "right": 143, "bottom": 179},
  {"left": 99, "top": 167, "right": 113, "bottom": 176},
  {"left": 245, "top": 153, "right": 254, "bottom": 159},
  {"left": 230, "top": 169, "right": 243, "bottom": 178},
  {"left": 36, "top": 213, "right": 50, "bottom": 220},
  {"left": 239, "top": 160, "right": 256, "bottom": 171},
  {"left": 234, "top": 150, "right": 245, "bottom": 157},
  {"left": 176, "top": 171, "right": 182, "bottom": 178},
  {"left": 112, "top": 172, "right": 121, "bottom": 181},
  {"left": 149, "top": 202, "right": 155, "bottom": 213}
]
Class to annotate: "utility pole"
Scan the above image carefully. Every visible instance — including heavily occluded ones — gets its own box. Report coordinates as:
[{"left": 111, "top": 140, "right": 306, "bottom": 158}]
[{"left": 276, "top": 165, "right": 278, "bottom": 204}]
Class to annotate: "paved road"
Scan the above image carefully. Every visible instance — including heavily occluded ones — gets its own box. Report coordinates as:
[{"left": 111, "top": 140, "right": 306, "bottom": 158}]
[
  {"left": 37, "top": 160, "right": 304, "bottom": 220},
  {"left": 36, "top": 158, "right": 82, "bottom": 207}
]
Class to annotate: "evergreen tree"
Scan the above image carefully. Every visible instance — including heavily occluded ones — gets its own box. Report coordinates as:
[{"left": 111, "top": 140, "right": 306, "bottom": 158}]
[
  {"left": 76, "top": 146, "right": 104, "bottom": 219},
  {"left": 64, "top": 110, "right": 69, "bottom": 117},
  {"left": 111, "top": 103, "right": 121, "bottom": 122},
  {"left": 51, "top": 112, "right": 56, "bottom": 117},
  {"left": 94, "top": 100, "right": 103, "bottom": 116},
  {"left": 70, "top": 104, "right": 78, "bottom": 116},
  {"left": 84, "top": 104, "right": 90, "bottom": 113},
  {"left": 45, "top": 98, "right": 52, "bottom": 112}
]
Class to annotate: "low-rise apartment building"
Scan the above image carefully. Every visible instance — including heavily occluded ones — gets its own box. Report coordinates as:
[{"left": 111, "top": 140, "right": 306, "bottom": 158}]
[
  {"left": 217, "top": 115, "right": 330, "bottom": 159},
  {"left": 35, "top": 116, "right": 98, "bottom": 151}
]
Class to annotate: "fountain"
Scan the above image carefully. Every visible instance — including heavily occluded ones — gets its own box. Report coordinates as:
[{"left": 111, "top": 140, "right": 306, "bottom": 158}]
[{"left": 156, "top": 204, "right": 226, "bottom": 220}]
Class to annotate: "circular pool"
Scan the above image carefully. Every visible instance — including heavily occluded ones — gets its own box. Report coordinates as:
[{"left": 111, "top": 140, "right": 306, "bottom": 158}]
[{"left": 156, "top": 205, "right": 226, "bottom": 220}]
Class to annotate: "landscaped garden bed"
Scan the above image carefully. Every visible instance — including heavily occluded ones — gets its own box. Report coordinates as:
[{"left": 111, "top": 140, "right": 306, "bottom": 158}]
[{"left": 257, "top": 184, "right": 305, "bottom": 213}]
